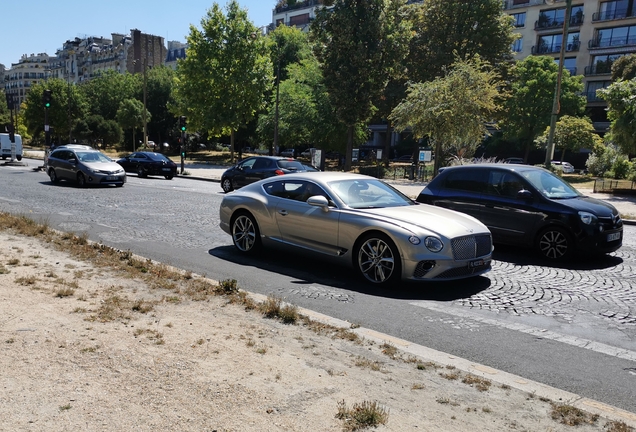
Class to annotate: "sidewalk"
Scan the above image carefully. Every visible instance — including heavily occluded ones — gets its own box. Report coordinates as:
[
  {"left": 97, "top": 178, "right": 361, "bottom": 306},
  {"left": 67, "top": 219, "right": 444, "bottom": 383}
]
[{"left": 180, "top": 162, "right": 636, "bottom": 224}]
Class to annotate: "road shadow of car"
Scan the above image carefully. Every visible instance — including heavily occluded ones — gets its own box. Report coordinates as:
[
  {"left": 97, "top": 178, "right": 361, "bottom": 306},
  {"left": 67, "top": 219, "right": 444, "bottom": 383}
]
[
  {"left": 209, "top": 245, "right": 492, "bottom": 301},
  {"left": 492, "top": 244, "right": 623, "bottom": 271},
  {"left": 40, "top": 180, "right": 124, "bottom": 189}
]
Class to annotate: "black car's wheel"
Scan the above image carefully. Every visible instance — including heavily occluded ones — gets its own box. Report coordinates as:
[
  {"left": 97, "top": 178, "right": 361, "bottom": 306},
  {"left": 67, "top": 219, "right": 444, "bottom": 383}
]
[
  {"left": 355, "top": 232, "right": 401, "bottom": 285},
  {"left": 77, "top": 172, "right": 87, "bottom": 188},
  {"left": 137, "top": 167, "right": 146, "bottom": 178},
  {"left": 115, "top": 183, "right": 124, "bottom": 187},
  {"left": 48, "top": 168, "right": 59, "bottom": 183},
  {"left": 165, "top": 174, "right": 174, "bottom": 180},
  {"left": 16, "top": 155, "right": 22, "bottom": 161},
  {"left": 231, "top": 212, "right": 261, "bottom": 254},
  {"left": 536, "top": 226, "right": 572, "bottom": 260},
  {"left": 221, "top": 177, "right": 234, "bottom": 193}
]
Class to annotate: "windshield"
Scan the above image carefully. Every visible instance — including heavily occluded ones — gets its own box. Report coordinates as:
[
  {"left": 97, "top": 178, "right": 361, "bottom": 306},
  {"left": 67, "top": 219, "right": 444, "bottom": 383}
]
[
  {"left": 329, "top": 178, "right": 414, "bottom": 209},
  {"left": 76, "top": 152, "right": 113, "bottom": 163},
  {"left": 520, "top": 169, "right": 580, "bottom": 199},
  {"left": 277, "top": 160, "right": 305, "bottom": 171}
]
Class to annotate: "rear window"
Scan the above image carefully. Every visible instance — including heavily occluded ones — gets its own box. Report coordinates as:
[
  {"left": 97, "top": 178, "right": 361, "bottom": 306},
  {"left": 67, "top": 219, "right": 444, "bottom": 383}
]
[
  {"left": 440, "top": 169, "right": 487, "bottom": 193},
  {"left": 276, "top": 160, "right": 305, "bottom": 171}
]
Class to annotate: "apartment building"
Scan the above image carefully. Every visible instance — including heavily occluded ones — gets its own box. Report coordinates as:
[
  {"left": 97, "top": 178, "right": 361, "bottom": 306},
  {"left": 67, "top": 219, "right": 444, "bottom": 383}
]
[
  {"left": 3, "top": 53, "right": 51, "bottom": 110},
  {"left": 506, "top": 0, "right": 636, "bottom": 132}
]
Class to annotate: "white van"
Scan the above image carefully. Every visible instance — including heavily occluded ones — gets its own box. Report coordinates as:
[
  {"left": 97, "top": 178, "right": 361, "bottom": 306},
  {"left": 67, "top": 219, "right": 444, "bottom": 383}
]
[{"left": 0, "top": 133, "right": 23, "bottom": 161}]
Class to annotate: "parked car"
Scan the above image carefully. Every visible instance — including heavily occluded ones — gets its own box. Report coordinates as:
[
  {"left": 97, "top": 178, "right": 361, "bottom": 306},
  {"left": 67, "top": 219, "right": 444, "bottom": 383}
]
[
  {"left": 117, "top": 151, "right": 178, "bottom": 179},
  {"left": 503, "top": 157, "right": 524, "bottom": 164},
  {"left": 416, "top": 164, "right": 623, "bottom": 260},
  {"left": 47, "top": 146, "right": 126, "bottom": 187},
  {"left": 280, "top": 149, "right": 295, "bottom": 158},
  {"left": 551, "top": 161, "right": 575, "bottom": 174},
  {"left": 220, "top": 172, "right": 493, "bottom": 285},
  {"left": 220, "top": 156, "right": 311, "bottom": 193}
]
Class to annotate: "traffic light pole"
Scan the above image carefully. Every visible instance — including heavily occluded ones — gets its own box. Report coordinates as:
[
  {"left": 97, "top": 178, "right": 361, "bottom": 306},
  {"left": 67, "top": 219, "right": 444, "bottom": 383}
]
[{"left": 180, "top": 130, "right": 185, "bottom": 174}]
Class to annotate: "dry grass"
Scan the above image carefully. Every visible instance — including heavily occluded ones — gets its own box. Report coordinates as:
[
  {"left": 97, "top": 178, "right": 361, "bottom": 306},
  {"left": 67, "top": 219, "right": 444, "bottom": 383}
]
[
  {"left": 605, "top": 421, "right": 636, "bottom": 432},
  {"left": 550, "top": 403, "right": 599, "bottom": 426},
  {"left": 335, "top": 400, "right": 389, "bottom": 432},
  {"left": 462, "top": 374, "right": 492, "bottom": 392},
  {"left": 354, "top": 357, "right": 383, "bottom": 372}
]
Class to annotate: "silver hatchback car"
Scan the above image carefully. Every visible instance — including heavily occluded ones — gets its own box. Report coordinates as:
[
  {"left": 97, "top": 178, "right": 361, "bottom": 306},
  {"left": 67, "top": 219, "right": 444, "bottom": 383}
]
[{"left": 47, "top": 146, "right": 126, "bottom": 187}]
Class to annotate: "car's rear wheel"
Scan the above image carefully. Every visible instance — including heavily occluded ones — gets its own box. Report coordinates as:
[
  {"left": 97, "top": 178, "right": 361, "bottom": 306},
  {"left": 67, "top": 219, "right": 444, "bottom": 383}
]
[
  {"left": 355, "top": 232, "right": 401, "bottom": 285},
  {"left": 48, "top": 168, "right": 59, "bottom": 183},
  {"left": 231, "top": 212, "right": 261, "bottom": 254},
  {"left": 536, "top": 226, "right": 572, "bottom": 260},
  {"left": 221, "top": 178, "right": 233, "bottom": 193},
  {"left": 77, "top": 172, "right": 86, "bottom": 188},
  {"left": 165, "top": 174, "right": 173, "bottom": 180},
  {"left": 137, "top": 167, "right": 146, "bottom": 178}
]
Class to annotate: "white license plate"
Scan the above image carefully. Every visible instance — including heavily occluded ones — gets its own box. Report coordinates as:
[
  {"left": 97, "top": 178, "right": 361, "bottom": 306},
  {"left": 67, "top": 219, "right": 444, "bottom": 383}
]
[
  {"left": 162, "top": 168, "right": 171, "bottom": 171},
  {"left": 607, "top": 232, "right": 621, "bottom": 242},
  {"left": 105, "top": 176, "right": 117, "bottom": 181}
]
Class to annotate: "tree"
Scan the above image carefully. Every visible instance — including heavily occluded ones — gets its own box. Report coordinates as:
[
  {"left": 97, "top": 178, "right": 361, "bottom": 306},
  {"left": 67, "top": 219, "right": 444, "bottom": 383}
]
[
  {"left": 499, "top": 56, "right": 585, "bottom": 162},
  {"left": 389, "top": 57, "right": 503, "bottom": 176},
  {"left": 138, "top": 66, "right": 176, "bottom": 149},
  {"left": 611, "top": 54, "right": 636, "bottom": 81},
  {"left": 311, "top": 0, "right": 412, "bottom": 171},
  {"left": 598, "top": 79, "right": 636, "bottom": 155},
  {"left": 535, "top": 115, "right": 603, "bottom": 161},
  {"left": 116, "top": 99, "right": 150, "bottom": 152},
  {"left": 22, "top": 80, "right": 89, "bottom": 145},
  {"left": 0, "top": 92, "right": 10, "bottom": 129},
  {"left": 174, "top": 0, "right": 272, "bottom": 162},
  {"left": 75, "top": 114, "right": 122, "bottom": 148},
  {"left": 404, "top": 0, "right": 517, "bottom": 84},
  {"left": 81, "top": 70, "right": 139, "bottom": 121}
]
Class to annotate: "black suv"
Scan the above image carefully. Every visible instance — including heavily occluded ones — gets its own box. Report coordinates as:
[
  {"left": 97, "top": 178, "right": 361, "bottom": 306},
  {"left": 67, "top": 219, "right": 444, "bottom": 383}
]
[
  {"left": 416, "top": 164, "right": 623, "bottom": 260},
  {"left": 220, "top": 156, "right": 310, "bottom": 193}
]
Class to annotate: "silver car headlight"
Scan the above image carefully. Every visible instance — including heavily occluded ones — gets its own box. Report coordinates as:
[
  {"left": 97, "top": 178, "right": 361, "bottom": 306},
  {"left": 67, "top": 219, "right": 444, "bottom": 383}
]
[
  {"left": 424, "top": 236, "right": 443, "bottom": 253},
  {"left": 85, "top": 166, "right": 100, "bottom": 174},
  {"left": 579, "top": 211, "right": 597, "bottom": 225}
]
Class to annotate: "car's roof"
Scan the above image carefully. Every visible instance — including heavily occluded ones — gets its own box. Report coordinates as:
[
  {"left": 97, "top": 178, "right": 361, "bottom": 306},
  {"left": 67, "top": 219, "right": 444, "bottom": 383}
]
[
  {"left": 53, "top": 144, "right": 94, "bottom": 150},
  {"left": 439, "top": 163, "right": 546, "bottom": 172},
  {"left": 269, "top": 171, "right": 375, "bottom": 183}
]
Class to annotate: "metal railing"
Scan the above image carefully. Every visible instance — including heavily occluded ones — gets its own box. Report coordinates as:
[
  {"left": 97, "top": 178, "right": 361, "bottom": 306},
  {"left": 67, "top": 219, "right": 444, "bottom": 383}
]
[
  {"left": 592, "top": 8, "right": 636, "bottom": 22},
  {"left": 531, "top": 40, "right": 580, "bottom": 54},
  {"left": 594, "top": 179, "right": 636, "bottom": 193},
  {"left": 584, "top": 64, "right": 613, "bottom": 76},
  {"left": 589, "top": 35, "right": 636, "bottom": 49}
]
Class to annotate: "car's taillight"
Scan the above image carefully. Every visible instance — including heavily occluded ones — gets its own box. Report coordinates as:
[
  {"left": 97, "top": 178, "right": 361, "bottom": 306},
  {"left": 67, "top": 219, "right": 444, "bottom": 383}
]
[{"left": 275, "top": 169, "right": 285, "bottom": 176}]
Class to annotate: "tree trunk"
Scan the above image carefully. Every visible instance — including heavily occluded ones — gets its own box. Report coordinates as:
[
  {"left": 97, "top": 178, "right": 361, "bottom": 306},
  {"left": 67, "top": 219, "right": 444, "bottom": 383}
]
[
  {"left": 345, "top": 125, "right": 353, "bottom": 172},
  {"left": 383, "top": 121, "right": 392, "bottom": 168},
  {"left": 132, "top": 127, "right": 136, "bottom": 152},
  {"left": 433, "top": 139, "right": 443, "bottom": 178},
  {"left": 230, "top": 130, "right": 235, "bottom": 164}
]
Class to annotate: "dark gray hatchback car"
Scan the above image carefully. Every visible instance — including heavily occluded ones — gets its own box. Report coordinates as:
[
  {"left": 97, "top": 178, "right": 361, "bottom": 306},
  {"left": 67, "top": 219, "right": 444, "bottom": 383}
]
[{"left": 416, "top": 164, "right": 623, "bottom": 260}]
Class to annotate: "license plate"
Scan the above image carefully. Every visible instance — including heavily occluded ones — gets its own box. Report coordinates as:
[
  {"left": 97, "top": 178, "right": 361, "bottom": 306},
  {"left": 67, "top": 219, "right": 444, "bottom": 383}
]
[
  {"left": 607, "top": 232, "right": 621, "bottom": 242},
  {"left": 469, "top": 259, "right": 488, "bottom": 268},
  {"left": 105, "top": 176, "right": 117, "bottom": 181},
  {"left": 162, "top": 168, "right": 171, "bottom": 171}
]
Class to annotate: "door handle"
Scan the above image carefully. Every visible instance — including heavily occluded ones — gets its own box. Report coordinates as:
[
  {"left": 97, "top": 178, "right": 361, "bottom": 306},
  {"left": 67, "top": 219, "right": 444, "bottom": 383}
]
[{"left": 278, "top": 210, "right": 288, "bottom": 216}]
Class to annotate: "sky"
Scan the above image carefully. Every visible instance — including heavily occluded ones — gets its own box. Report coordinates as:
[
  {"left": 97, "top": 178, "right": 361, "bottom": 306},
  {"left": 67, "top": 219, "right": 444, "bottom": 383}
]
[{"left": 1, "top": 0, "right": 274, "bottom": 67}]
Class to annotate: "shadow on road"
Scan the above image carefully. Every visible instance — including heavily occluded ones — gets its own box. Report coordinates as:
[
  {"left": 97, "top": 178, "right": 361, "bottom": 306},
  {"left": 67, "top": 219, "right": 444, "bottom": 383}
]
[
  {"left": 492, "top": 244, "right": 623, "bottom": 271},
  {"left": 209, "top": 245, "right": 492, "bottom": 302}
]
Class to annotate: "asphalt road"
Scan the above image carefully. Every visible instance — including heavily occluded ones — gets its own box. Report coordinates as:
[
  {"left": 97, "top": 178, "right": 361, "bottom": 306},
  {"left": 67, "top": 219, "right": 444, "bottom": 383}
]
[{"left": 1, "top": 159, "right": 636, "bottom": 414}]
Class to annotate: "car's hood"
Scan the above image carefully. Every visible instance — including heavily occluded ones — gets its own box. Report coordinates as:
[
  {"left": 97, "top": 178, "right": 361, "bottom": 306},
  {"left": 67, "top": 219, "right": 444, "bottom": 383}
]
[
  {"left": 552, "top": 195, "right": 618, "bottom": 217},
  {"left": 360, "top": 204, "right": 489, "bottom": 238},
  {"left": 83, "top": 162, "right": 124, "bottom": 172}
]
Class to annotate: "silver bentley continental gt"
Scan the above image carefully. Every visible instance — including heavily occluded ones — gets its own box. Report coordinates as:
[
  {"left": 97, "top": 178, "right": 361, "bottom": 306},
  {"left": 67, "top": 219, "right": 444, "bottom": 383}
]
[{"left": 219, "top": 172, "right": 493, "bottom": 286}]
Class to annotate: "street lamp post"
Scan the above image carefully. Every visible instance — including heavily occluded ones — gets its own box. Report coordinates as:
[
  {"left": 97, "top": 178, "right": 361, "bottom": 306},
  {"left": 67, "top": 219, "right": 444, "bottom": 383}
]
[
  {"left": 544, "top": 0, "right": 572, "bottom": 168},
  {"left": 272, "top": 54, "right": 281, "bottom": 157}
]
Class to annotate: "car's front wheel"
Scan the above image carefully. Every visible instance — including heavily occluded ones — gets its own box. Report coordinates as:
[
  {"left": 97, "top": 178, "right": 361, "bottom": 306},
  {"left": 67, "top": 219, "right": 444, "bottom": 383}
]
[
  {"left": 536, "top": 226, "right": 572, "bottom": 260},
  {"left": 76, "top": 172, "right": 86, "bottom": 188},
  {"left": 231, "top": 212, "right": 261, "bottom": 254},
  {"left": 355, "top": 232, "right": 401, "bottom": 285},
  {"left": 165, "top": 174, "right": 174, "bottom": 180},
  {"left": 221, "top": 178, "right": 234, "bottom": 193},
  {"left": 48, "top": 168, "right": 59, "bottom": 183},
  {"left": 137, "top": 167, "right": 146, "bottom": 178}
]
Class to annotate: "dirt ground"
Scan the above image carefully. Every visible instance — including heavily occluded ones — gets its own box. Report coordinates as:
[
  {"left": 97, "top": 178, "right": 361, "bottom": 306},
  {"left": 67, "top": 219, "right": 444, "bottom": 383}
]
[{"left": 0, "top": 230, "right": 629, "bottom": 431}]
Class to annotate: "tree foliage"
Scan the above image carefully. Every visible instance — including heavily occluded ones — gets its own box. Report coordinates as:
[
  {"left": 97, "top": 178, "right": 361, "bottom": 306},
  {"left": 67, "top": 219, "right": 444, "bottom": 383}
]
[
  {"left": 140, "top": 66, "right": 177, "bottom": 146},
  {"left": 598, "top": 78, "right": 636, "bottom": 154},
  {"left": 311, "top": 0, "right": 412, "bottom": 170},
  {"left": 404, "top": 0, "right": 517, "bottom": 84},
  {"left": 499, "top": 56, "right": 585, "bottom": 161},
  {"left": 81, "top": 70, "right": 140, "bottom": 121},
  {"left": 611, "top": 54, "right": 636, "bottom": 81},
  {"left": 116, "top": 98, "right": 150, "bottom": 152},
  {"left": 174, "top": 0, "right": 272, "bottom": 161},
  {"left": 390, "top": 57, "right": 503, "bottom": 175},
  {"left": 535, "top": 115, "right": 602, "bottom": 161}
]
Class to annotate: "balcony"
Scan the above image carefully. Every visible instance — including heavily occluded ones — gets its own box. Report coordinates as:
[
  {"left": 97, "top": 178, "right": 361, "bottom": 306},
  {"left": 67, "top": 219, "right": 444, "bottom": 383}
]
[
  {"left": 531, "top": 40, "right": 581, "bottom": 54},
  {"left": 584, "top": 64, "right": 613, "bottom": 76},
  {"left": 588, "top": 35, "right": 636, "bottom": 49},
  {"left": 592, "top": 8, "right": 636, "bottom": 22},
  {"left": 274, "top": 0, "right": 323, "bottom": 14},
  {"left": 503, "top": 0, "right": 545, "bottom": 10},
  {"left": 535, "top": 14, "right": 584, "bottom": 30}
]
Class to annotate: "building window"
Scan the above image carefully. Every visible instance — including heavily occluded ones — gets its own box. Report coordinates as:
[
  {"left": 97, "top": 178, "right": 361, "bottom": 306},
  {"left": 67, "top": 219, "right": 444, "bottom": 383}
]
[
  {"left": 590, "top": 53, "right": 624, "bottom": 74},
  {"left": 598, "top": 0, "right": 631, "bottom": 20},
  {"left": 555, "top": 57, "right": 577, "bottom": 75},
  {"left": 512, "top": 37, "right": 523, "bottom": 52},
  {"left": 537, "top": 32, "right": 580, "bottom": 53},
  {"left": 596, "top": 25, "right": 636, "bottom": 47},
  {"left": 511, "top": 12, "right": 526, "bottom": 27},
  {"left": 289, "top": 13, "right": 310, "bottom": 26},
  {"left": 586, "top": 80, "right": 611, "bottom": 102}
]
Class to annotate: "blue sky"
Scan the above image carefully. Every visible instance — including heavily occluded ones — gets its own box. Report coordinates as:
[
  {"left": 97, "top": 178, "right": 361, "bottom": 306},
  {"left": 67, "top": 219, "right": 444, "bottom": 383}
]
[{"left": 1, "top": 0, "right": 274, "bottom": 67}]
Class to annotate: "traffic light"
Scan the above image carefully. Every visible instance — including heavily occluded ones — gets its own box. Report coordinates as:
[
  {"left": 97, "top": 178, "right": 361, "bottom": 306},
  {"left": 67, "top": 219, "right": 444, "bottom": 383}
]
[
  {"left": 7, "top": 124, "right": 15, "bottom": 143},
  {"left": 179, "top": 116, "right": 187, "bottom": 132},
  {"left": 43, "top": 90, "right": 52, "bottom": 108}
]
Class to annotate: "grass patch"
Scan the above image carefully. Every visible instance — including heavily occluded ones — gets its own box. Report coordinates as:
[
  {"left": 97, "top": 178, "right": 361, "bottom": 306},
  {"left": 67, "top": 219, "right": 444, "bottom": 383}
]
[
  {"left": 55, "top": 287, "right": 75, "bottom": 298},
  {"left": 15, "top": 275, "right": 37, "bottom": 285},
  {"left": 354, "top": 357, "right": 383, "bottom": 372},
  {"left": 380, "top": 342, "right": 398, "bottom": 359},
  {"left": 0, "top": 265, "right": 9, "bottom": 274},
  {"left": 335, "top": 400, "right": 388, "bottom": 432},
  {"left": 550, "top": 403, "right": 599, "bottom": 426},
  {"left": 604, "top": 421, "right": 635, "bottom": 432},
  {"left": 461, "top": 374, "right": 492, "bottom": 392},
  {"left": 258, "top": 295, "right": 299, "bottom": 324},
  {"left": 7, "top": 258, "right": 19, "bottom": 265}
]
